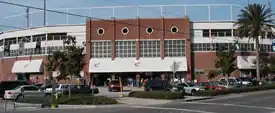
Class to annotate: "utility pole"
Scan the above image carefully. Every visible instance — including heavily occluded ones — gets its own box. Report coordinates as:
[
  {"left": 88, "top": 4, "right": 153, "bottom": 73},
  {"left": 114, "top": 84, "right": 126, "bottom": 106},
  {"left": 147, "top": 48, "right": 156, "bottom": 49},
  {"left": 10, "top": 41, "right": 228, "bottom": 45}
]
[
  {"left": 26, "top": 7, "right": 29, "bottom": 28},
  {"left": 44, "top": 0, "right": 46, "bottom": 25}
]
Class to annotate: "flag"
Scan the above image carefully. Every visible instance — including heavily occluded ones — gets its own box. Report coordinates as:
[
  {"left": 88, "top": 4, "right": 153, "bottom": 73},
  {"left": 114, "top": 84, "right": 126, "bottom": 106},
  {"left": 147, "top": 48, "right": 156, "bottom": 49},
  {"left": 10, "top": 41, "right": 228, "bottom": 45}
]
[{"left": 210, "top": 33, "right": 214, "bottom": 50}]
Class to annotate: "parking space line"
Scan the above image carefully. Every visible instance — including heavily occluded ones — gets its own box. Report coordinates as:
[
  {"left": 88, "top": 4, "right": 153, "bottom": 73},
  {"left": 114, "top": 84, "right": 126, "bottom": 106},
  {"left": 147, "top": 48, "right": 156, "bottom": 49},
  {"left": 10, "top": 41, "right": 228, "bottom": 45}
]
[
  {"left": 131, "top": 106, "right": 217, "bottom": 113},
  {"left": 181, "top": 102, "right": 275, "bottom": 110}
]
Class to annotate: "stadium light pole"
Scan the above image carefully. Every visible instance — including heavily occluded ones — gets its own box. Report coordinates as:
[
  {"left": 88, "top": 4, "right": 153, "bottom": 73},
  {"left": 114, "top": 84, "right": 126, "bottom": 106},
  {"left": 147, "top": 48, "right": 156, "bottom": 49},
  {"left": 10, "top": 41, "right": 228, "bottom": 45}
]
[{"left": 44, "top": 0, "right": 46, "bottom": 25}]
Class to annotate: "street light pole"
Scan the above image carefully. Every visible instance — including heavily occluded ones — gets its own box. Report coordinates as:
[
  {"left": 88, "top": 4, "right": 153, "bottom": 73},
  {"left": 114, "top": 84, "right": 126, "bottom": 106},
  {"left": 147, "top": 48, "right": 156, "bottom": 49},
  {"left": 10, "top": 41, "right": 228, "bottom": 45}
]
[{"left": 44, "top": 0, "right": 46, "bottom": 25}]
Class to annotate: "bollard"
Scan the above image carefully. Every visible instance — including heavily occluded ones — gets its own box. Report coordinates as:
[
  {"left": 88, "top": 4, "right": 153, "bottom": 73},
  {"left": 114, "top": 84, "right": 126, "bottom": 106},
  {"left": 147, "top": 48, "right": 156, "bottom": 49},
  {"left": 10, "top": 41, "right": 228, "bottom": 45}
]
[
  {"left": 13, "top": 98, "right": 16, "bottom": 111},
  {"left": 4, "top": 98, "right": 7, "bottom": 113}
]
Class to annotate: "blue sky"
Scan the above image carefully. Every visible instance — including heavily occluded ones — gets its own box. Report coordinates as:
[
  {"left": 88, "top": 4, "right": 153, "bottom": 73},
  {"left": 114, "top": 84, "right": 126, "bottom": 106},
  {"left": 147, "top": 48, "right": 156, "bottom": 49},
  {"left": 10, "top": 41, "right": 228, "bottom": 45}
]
[{"left": 0, "top": 0, "right": 273, "bottom": 31}]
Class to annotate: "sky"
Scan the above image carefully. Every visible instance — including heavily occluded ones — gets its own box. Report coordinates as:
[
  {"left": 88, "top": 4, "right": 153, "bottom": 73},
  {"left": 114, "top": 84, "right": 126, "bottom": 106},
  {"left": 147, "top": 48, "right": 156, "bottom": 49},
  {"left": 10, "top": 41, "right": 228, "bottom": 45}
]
[{"left": 0, "top": 0, "right": 273, "bottom": 31}]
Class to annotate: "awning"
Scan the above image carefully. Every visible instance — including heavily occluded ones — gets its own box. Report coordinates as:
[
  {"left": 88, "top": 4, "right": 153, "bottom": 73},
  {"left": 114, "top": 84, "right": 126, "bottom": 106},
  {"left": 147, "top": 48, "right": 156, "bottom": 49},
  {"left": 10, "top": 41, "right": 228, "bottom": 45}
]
[
  {"left": 12, "top": 59, "right": 43, "bottom": 73},
  {"left": 89, "top": 57, "right": 188, "bottom": 73},
  {"left": 237, "top": 56, "right": 256, "bottom": 69}
]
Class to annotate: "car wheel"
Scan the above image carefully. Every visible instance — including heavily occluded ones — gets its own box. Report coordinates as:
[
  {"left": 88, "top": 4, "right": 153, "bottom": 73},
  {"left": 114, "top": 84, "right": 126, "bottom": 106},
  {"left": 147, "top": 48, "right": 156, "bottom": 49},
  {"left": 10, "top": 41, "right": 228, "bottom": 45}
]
[
  {"left": 15, "top": 95, "right": 23, "bottom": 102},
  {"left": 165, "top": 89, "right": 171, "bottom": 92},
  {"left": 191, "top": 89, "right": 197, "bottom": 96},
  {"left": 145, "top": 88, "right": 152, "bottom": 92}
]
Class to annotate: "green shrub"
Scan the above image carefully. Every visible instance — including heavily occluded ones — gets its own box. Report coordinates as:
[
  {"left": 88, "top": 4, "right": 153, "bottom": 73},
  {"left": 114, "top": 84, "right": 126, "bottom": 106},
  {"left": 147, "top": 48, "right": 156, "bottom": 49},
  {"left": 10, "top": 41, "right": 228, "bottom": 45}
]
[
  {"left": 17, "top": 94, "right": 118, "bottom": 105},
  {"left": 194, "top": 84, "right": 275, "bottom": 96},
  {"left": 57, "top": 94, "right": 118, "bottom": 105},
  {"left": 128, "top": 91, "right": 184, "bottom": 100},
  {"left": 16, "top": 95, "right": 51, "bottom": 104}
]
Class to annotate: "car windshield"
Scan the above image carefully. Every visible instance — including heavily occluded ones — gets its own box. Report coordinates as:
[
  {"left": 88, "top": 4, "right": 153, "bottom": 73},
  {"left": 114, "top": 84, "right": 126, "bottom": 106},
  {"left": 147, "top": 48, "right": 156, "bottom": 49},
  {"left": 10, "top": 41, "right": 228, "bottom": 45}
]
[
  {"left": 217, "top": 81, "right": 227, "bottom": 85},
  {"left": 209, "top": 82, "right": 218, "bottom": 86},
  {"left": 228, "top": 79, "right": 236, "bottom": 82},
  {"left": 240, "top": 77, "right": 251, "bottom": 81},
  {"left": 187, "top": 83, "right": 197, "bottom": 87},
  {"left": 12, "top": 86, "right": 22, "bottom": 90},
  {"left": 55, "top": 85, "right": 60, "bottom": 88},
  {"left": 235, "top": 78, "right": 241, "bottom": 81}
]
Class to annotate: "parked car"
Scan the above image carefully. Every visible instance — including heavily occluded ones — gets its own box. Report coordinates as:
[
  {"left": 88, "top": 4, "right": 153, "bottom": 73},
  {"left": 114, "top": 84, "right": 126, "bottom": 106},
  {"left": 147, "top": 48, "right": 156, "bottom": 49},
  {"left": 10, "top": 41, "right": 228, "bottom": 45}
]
[
  {"left": 196, "top": 82, "right": 208, "bottom": 90},
  {"left": 238, "top": 77, "right": 253, "bottom": 86},
  {"left": 144, "top": 80, "right": 181, "bottom": 92},
  {"left": 0, "top": 81, "right": 29, "bottom": 98},
  {"left": 68, "top": 85, "right": 99, "bottom": 94},
  {"left": 34, "top": 84, "right": 43, "bottom": 88},
  {"left": 177, "top": 82, "right": 204, "bottom": 95},
  {"left": 198, "top": 82, "right": 226, "bottom": 90},
  {"left": 44, "top": 84, "right": 69, "bottom": 94},
  {"left": 108, "top": 80, "right": 122, "bottom": 92},
  {"left": 4, "top": 85, "right": 49, "bottom": 100},
  {"left": 219, "top": 77, "right": 242, "bottom": 88}
]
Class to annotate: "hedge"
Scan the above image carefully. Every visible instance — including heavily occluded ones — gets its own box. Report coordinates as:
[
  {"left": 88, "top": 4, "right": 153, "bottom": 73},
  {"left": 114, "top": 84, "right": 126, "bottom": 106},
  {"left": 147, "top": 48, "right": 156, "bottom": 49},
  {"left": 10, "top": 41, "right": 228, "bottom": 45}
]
[
  {"left": 58, "top": 94, "right": 118, "bottom": 105},
  {"left": 128, "top": 91, "right": 185, "bottom": 100},
  {"left": 16, "top": 94, "right": 118, "bottom": 106},
  {"left": 194, "top": 84, "right": 275, "bottom": 96}
]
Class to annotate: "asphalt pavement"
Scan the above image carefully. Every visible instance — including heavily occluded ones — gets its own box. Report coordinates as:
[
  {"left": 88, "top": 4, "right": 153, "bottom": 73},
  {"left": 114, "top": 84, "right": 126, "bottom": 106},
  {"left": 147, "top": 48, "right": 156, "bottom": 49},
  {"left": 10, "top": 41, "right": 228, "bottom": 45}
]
[{"left": 2, "top": 90, "right": 275, "bottom": 113}]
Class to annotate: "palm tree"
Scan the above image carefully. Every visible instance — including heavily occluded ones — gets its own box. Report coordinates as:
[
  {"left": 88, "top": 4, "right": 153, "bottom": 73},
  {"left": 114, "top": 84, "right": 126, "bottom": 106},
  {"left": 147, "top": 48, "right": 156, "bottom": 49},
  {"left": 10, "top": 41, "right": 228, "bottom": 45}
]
[{"left": 234, "top": 3, "right": 275, "bottom": 81}]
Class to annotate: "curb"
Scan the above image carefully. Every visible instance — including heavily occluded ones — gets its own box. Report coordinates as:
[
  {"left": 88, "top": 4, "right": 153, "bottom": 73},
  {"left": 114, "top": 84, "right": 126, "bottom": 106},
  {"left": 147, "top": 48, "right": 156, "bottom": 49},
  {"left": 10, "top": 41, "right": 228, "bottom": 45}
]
[
  {"left": 184, "top": 97, "right": 213, "bottom": 102},
  {"left": 15, "top": 103, "right": 42, "bottom": 108},
  {"left": 14, "top": 103, "right": 128, "bottom": 109}
]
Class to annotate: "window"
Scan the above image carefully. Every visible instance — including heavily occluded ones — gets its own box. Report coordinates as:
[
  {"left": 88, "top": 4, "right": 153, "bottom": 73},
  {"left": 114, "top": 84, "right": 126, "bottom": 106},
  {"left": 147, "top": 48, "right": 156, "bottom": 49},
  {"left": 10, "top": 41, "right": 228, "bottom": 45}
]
[
  {"left": 121, "top": 27, "right": 129, "bottom": 35},
  {"left": 47, "top": 46, "right": 64, "bottom": 54},
  {"left": 23, "top": 86, "right": 39, "bottom": 91},
  {"left": 97, "top": 28, "right": 105, "bottom": 35},
  {"left": 146, "top": 28, "right": 153, "bottom": 34},
  {"left": 115, "top": 41, "right": 136, "bottom": 57},
  {"left": 171, "top": 26, "right": 178, "bottom": 34},
  {"left": 220, "top": 79, "right": 226, "bottom": 83},
  {"left": 202, "top": 30, "right": 210, "bottom": 37},
  {"left": 91, "top": 41, "right": 112, "bottom": 58},
  {"left": 47, "top": 33, "right": 67, "bottom": 40},
  {"left": 140, "top": 40, "right": 161, "bottom": 57},
  {"left": 178, "top": 83, "right": 188, "bottom": 87},
  {"left": 164, "top": 40, "right": 186, "bottom": 57},
  {"left": 0, "top": 40, "right": 3, "bottom": 46},
  {"left": 211, "top": 29, "right": 232, "bottom": 37},
  {"left": 237, "top": 43, "right": 254, "bottom": 52},
  {"left": 260, "top": 44, "right": 272, "bottom": 52},
  {"left": 192, "top": 43, "right": 256, "bottom": 52},
  {"left": 33, "top": 34, "right": 46, "bottom": 42},
  {"left": 4, "top": 38, "right": 17, "bottom": 45},
  {"left": 18, "top": 36, "right": 31, "bottom": 43}
]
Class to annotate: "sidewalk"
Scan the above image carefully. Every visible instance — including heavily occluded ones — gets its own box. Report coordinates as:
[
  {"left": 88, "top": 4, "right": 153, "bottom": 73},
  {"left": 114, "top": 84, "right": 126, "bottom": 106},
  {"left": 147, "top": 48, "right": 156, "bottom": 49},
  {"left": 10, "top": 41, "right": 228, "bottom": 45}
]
[{"left": 116, "top": 97, "right": 173, "bottom": 105}]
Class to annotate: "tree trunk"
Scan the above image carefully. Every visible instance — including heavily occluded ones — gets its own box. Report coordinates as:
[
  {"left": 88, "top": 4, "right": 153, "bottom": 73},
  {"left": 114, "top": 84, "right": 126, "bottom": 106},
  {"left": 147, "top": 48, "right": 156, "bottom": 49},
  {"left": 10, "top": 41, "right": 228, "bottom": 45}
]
[
  {"left": 68, "top": 76, "right": 72, "bottom": 99},
  {"left": 256, "top": 37, "right": 261, "bottom": 81},
  {"left": 51, "top": 78, "right": 57, "bottom": 107}
]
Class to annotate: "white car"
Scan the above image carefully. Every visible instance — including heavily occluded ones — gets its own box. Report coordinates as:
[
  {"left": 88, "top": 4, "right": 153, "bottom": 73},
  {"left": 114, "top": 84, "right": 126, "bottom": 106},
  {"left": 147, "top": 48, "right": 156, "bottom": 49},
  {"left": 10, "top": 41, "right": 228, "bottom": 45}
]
[
  {"left": 45, "top": 84, "right": 69, "bottom": 94},
  {"left": 4, "top": 85, "right": 47, "bottom": 100},
  {"left": 177, "top": 82, "right": 204, "bottom": 95}
]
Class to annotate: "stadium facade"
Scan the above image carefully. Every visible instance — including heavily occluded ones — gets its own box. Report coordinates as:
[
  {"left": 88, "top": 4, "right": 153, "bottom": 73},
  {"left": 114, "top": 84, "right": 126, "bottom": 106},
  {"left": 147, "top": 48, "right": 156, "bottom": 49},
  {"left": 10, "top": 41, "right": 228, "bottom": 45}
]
[{"left": 0, "top": 5, "right": 274, "bottom": 85}]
